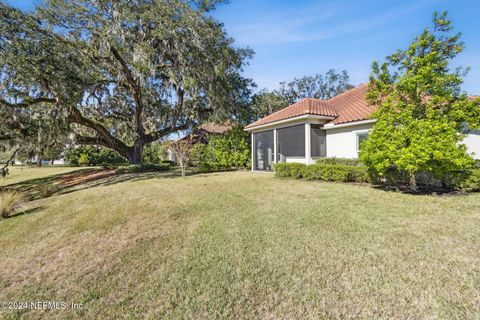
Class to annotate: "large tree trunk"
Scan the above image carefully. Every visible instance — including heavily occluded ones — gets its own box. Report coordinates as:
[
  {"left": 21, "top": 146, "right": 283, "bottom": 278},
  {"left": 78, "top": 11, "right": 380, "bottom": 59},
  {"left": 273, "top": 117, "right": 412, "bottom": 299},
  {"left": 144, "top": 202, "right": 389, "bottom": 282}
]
[
  {"left": 131, "top": 135, "right": 144, "bottom": 164},
  {"left": 409, "top": 172, "right": 418, "bottom": 192},
  {"left": 123, "top": 135, "right": 144, "bottom": 165}
]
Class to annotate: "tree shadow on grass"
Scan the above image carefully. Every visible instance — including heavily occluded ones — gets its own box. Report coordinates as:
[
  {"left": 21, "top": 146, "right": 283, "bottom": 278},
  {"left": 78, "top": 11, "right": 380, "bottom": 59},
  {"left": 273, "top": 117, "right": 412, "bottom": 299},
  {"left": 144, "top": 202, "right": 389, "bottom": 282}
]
[
  {"left": 0, "top": 167, "right": 201, "bottom": 201},
  {"left": 371, "top": 184, "right": 475, "bottom": 196},
  {"left": 7, "top": 205, "right": 47, "bottom": 219}
]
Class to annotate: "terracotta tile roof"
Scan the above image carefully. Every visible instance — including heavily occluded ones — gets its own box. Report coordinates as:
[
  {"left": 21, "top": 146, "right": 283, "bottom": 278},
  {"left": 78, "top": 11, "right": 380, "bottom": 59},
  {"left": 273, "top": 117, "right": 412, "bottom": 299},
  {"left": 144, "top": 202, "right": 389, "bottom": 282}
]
[
  {"left": 245, "top": 84, "right": 480, "bottom": 129},
  {"left": 199, "top": 122, "right": 233, "bottom": 134},
  {"left": 327, "top": 84, "right": 376, "bottom": 124},
  {"left": 245, "top": 84, "right": 374, "bottom": 129},
  {"left": 245, "top": 98, "right": 339, "bottom": 129},
  {"left": 177, "top": 122, "right": 232, "bottom": 143}
]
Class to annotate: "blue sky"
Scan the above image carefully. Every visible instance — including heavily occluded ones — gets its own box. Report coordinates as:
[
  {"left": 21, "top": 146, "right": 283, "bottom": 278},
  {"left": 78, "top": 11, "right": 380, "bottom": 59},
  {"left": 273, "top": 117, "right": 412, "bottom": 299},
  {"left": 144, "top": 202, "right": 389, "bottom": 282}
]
[{"left": 7, "top": 0, "right": 480, "bottom": 94}]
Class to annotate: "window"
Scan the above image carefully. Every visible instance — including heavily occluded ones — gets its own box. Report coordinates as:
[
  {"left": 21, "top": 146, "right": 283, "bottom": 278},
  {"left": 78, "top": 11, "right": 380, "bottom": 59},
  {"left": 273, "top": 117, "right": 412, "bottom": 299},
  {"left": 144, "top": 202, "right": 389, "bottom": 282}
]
[
  {"left": 311, "top": 124, "right": 326, "bottom": 157},
  {"left": 277, "top": 125, "right": 305, "bottom": 162},
  {"left": 356, "top": 132, "right": 369, "bottom": 156}
]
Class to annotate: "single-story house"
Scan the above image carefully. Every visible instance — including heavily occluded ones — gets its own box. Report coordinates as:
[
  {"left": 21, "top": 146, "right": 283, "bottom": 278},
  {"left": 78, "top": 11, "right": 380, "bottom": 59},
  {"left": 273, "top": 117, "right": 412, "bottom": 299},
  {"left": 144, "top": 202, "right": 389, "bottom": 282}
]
[
  {"left": 166, "top": 122, "right": 233, "bottom": 163},
  {"left": 245, "top": 84, "right": 480, "bottom": 171}
]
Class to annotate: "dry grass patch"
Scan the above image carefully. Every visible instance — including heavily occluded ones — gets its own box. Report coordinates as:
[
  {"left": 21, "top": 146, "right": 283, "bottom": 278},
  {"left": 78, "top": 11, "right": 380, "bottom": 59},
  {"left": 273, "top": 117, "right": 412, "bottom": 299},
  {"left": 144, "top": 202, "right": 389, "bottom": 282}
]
[{"left": 0, "top": 190, "right": 25, "bottom": 218}]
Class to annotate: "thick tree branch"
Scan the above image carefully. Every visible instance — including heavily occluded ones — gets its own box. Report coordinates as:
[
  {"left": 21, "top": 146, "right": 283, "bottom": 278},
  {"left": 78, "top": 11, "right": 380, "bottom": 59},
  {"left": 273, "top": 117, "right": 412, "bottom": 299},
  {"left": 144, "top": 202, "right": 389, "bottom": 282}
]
[
  {"left": 68, "top": 107, "right": 131, "bottom": 156},
  {"left": 144, "top": 122, "right": 191, "bottom": 144},
  {"left": 1, "top": 147, "right": 20, "bottom": 172},
  {"left": 0, "top": 97, "right": 56, "bottom": 108}
]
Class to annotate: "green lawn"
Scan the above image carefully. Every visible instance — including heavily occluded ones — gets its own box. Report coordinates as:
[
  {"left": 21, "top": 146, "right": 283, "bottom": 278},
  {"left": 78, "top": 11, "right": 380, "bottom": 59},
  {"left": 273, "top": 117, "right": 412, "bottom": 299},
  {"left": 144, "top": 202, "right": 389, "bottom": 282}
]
[{"left": 1, "top": 167, "right": 480, "bottom": 319}]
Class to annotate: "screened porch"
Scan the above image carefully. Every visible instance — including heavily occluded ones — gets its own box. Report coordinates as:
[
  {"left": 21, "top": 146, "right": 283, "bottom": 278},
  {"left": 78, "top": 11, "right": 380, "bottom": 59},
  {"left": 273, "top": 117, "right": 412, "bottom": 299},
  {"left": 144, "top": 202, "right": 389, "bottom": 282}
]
[{"left": 252, "top": 123, "right": 326, "bottom": 171}]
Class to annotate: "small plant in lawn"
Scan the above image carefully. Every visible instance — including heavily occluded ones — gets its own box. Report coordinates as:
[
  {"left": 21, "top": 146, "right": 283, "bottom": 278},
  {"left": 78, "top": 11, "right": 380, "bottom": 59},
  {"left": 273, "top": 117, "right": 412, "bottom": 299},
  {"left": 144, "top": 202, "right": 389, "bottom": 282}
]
[
  {"left": 0, "top": 190, "right": 25, "bottom": 218},
  {"left": 166, "top": 139, "right": 193, "bottom": 178}
]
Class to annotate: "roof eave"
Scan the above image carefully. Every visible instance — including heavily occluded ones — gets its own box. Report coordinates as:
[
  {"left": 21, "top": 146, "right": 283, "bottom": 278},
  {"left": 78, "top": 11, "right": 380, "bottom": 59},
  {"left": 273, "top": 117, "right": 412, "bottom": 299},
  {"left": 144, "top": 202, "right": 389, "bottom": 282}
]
[
  {"left": 244, "top": 114, "right": 335, "bottom": 132},
  {"left": 323, "top": 119, "right": 376, "bottom": 129}
]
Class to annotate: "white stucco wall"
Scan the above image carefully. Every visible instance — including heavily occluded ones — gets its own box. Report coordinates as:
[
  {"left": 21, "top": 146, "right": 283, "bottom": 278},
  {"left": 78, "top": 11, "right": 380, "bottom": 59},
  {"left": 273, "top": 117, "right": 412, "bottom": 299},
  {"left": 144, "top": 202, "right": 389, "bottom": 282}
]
[
  {"left": 464, "top": 130, "right": 480, "bottom": 160},
  {"left": 325, "top": 123, "right": 374, "bottom": 159},
  {"left": 285, "top": 157, "right": 308, "bottom": 164}
]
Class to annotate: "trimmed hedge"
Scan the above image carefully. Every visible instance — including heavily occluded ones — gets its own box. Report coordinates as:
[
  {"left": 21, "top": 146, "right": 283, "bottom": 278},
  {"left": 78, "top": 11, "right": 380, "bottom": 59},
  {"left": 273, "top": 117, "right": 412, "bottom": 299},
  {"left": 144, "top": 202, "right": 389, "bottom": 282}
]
[
  {"left": 116, "top": 163, "right": 171, "bottom": 173},
  {"left": 273, "top": 163, "right": 479, "bottom": 191},
  {"left": 273, "top": 163, "right": 306, "bottom": 179},
  {"left": 273, "top": 162, "right": 370, "bottom": 183},
  {"left": 315, "top": 157, "right": 362, "bottom": 166}
]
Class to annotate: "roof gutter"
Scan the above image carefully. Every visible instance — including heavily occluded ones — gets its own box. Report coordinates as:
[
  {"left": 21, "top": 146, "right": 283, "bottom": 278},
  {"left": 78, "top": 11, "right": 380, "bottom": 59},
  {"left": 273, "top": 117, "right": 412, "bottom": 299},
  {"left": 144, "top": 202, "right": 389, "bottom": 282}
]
[{"left": 323, "top": 119, "right": 376, "bottom": 130}]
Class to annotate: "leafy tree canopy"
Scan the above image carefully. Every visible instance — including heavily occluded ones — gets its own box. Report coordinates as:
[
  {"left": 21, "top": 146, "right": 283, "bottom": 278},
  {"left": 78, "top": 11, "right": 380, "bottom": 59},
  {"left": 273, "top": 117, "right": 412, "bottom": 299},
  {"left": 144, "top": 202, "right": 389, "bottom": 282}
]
[
  {"left": 360, "top": 12, "right": 480, "bottom": 190},
  {"left": 0, "top": 0, "right": 253, "bottom": 164},
  {"left": 248, "top": 69, "right": 353, "bottom": 121}
]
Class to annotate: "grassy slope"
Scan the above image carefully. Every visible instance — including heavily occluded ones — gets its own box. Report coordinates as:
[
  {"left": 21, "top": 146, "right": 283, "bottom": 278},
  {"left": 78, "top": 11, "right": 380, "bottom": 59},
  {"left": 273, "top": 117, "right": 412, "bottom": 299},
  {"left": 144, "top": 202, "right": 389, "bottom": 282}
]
[{"left": 1, "top": 168, "right": 480, "bottom": 319}]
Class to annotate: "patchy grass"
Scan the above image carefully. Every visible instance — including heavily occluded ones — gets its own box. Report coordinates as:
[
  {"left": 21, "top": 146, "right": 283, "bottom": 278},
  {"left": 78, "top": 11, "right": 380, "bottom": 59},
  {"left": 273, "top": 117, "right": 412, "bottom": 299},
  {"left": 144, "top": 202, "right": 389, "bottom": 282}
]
[{"left": 0, "top": 168, "right": 479, "bottom": 319}]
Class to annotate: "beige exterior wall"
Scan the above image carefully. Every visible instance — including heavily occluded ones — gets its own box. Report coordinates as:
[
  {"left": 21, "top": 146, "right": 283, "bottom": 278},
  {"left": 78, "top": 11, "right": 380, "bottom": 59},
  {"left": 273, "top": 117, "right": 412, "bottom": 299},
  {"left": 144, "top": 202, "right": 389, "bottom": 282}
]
[{"left": 325, "top": 122, "right": 374, "bottom": 159}]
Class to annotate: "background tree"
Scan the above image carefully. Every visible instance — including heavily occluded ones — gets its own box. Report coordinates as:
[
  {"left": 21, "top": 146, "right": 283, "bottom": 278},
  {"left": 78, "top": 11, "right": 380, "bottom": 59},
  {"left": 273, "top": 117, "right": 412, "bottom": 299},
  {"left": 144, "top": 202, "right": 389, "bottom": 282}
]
[
  {"left": 360, "top": 12, "right": 480, "bottom": 191},
  {"left": 248, "top": 90, "right": 290, "bottom": 121},
  {"left": 248, "top": 69, "right": 352, "bottom": 121},
  {"left": 0, "top": 1, "right": 253, "bottom": 164},
  {"left": 279, "top": 69, "right": 353, "bottom": 102}
]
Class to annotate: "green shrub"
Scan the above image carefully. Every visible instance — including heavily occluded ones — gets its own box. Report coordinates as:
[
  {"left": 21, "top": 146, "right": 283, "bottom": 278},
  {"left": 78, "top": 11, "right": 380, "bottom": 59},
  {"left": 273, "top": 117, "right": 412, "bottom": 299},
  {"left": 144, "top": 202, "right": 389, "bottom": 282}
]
[
  {"left": 274, "top": 163, "right": 370, "bottom": 183},
  {"left": 304, "top": 164, "right": 369, "bottom": 182},
  {"left": 315, "top": 157, "right": 362, "bottom": 166},
  {"left": 0, "top": 190, "right": 25, "bottom": 218},
  {"left": 142, "top": 142, "right": 167, "bottom": 164},
  {"left": 458, "top": 169, "right": 480, "bottom": 192},
  {"left": 348, "top": 166, "right": 370, "bottom": 183},
  {"left": 192, "top": 126, "right": 251, "bottom": 172},
  {"left": 273, "top": 163, "right": 306, "bottom": 179},
  {"left": 116, "top": 163, "right": 171, "bottom": 173},
  {"left": 161, "top": 160, "right": 176, "bottom": 166},
  {"left": 64, "top": 146, "right": 127, "bottom": 167},
  {"left": 77, "top": 153, "right": 90, "bottom": 166}
]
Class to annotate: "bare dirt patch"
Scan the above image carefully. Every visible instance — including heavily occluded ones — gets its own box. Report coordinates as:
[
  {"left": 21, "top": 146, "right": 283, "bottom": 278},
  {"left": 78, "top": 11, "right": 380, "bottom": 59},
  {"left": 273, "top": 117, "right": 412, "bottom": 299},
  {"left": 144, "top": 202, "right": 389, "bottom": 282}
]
[{"left": 56, "top": 170, "right": 116, "bottom": 187}]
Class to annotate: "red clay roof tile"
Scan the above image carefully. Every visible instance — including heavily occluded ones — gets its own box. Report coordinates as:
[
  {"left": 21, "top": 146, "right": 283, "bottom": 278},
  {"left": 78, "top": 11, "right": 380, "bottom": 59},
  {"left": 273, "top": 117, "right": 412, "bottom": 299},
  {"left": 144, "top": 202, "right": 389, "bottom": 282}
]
[{"left": 245, "top": 84, "right": 374, "bottom": 129}]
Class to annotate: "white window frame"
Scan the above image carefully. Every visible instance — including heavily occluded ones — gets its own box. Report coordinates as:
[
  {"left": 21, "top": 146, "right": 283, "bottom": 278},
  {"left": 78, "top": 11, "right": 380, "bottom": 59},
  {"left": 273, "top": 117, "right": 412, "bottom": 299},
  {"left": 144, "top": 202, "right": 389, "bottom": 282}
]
[{"left": 356, "top": 131, "right": 369, "bottom": 156}]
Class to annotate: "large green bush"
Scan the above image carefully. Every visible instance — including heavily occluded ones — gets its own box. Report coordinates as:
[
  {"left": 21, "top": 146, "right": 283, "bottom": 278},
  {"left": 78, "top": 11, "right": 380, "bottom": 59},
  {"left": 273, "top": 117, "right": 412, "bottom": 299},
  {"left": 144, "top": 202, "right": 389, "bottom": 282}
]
[
  {"left": 360, "top": 13, "right": 480, "bottom": 191},
  {"left": 64, "top": 146, "right": 127, "bottom": 167},
  {"left": 192, "top": 126, "right": 250, "bottom": 172},
  {"left": 65, "top": 144, "right": 168, "bottom": 167},
  {"left": 141, "top": 142, "right": 167, "bottom": 164},
  {"left": 273, "top": 163, "right": 370, "bottom": 183}
]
